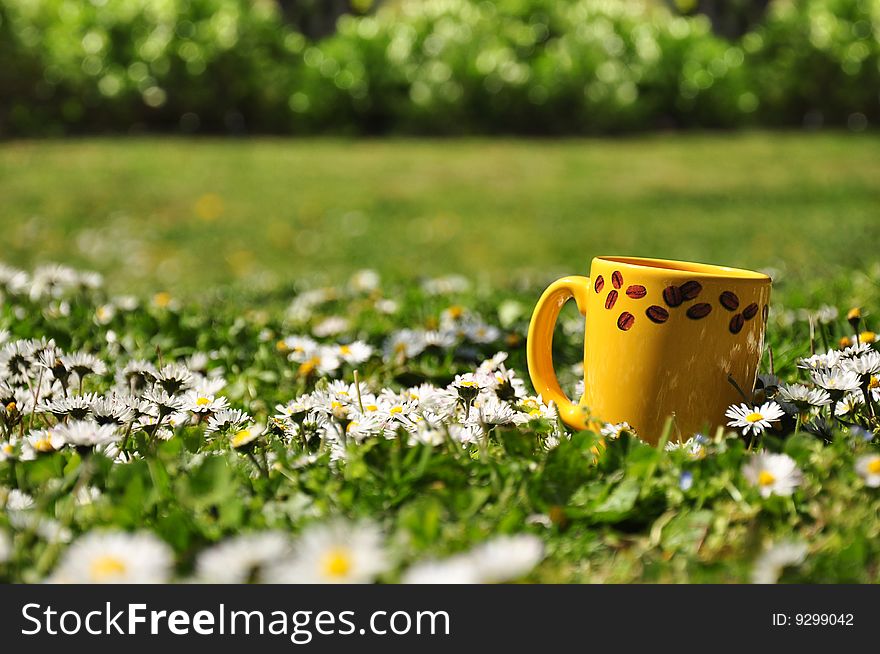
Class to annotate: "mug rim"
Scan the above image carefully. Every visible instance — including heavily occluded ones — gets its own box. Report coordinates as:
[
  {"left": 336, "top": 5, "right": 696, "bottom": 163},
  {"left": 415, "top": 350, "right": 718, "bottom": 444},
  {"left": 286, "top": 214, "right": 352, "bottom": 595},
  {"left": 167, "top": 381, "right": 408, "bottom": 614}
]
[{"left": 594, "top": 256, "right": 771, "bottom": 282}]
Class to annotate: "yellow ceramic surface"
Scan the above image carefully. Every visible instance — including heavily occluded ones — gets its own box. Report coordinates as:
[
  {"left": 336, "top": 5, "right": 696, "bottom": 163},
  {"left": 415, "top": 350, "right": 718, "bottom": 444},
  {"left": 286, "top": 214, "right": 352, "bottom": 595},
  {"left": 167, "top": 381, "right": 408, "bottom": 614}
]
[{"left": 527, "top": 257, "right": 771, "bottom": 444}]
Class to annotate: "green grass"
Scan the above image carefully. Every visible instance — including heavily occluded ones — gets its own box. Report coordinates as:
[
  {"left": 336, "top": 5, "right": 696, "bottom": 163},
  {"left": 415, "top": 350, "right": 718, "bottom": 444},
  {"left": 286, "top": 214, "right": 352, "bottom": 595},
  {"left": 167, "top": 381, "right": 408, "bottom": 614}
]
[
  {"left": 2, "top": 134, "right": 880, "bottom": 584},
  {"left": 1, "top": 132, "right": 878, "bottom": 294}
]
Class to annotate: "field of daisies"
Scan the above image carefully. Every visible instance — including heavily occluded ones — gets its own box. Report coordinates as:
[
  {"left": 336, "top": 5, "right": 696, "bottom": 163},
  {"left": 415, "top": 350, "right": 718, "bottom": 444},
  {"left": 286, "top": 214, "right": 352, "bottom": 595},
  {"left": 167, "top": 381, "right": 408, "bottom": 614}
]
[{"left": 1, "top": 260, "right": 880, "bottom": 584}]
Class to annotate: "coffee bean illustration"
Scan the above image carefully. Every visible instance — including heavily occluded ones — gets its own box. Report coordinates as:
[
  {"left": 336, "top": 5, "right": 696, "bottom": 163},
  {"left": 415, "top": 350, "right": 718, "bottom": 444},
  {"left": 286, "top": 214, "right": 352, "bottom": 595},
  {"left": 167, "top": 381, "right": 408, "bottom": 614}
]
[
  {"left": 663, "top": 285, "right": 683, "bottom": 308},
  {"left": 611, "top": 271, "right": 623, "bottom": 289},
  {"left": 605, "top": 290, "right": 618, "bottom": 310},
  {"left": 729, "top": 314, "right": 745, "bottom": 334},
  {"left": 594, "top": 276, "right": 605, "bottom": 293},
  {"left": 679, "top": 280, "right": 702, "bottom": 300},
  {"left": 646, "top": 305, "right": 669, "bottom": 324},
  {"left": 743, "top": 303, "right": 759, "bottom": 320},
  {"left": 686, "top": 303, "right": 712, "bottom": 320},
  {"left": 626, "top": 285, "right": 647, "bottom": 299},
  {"left": 762, "top": 304, "right": 769, "bottom": 323},
  {"left": 617, "top": 311, "right": 635, "bottom": 331},
  {"left": 719, "top": 291, "right": 740, "bottom": 311}
]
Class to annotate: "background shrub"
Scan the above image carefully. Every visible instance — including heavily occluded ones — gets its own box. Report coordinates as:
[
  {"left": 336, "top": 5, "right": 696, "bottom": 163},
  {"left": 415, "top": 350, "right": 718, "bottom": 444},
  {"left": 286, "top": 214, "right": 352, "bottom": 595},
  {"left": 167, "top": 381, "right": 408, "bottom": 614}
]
[{"left": 0, "top": 0, "right": 877, "bottom": 136}]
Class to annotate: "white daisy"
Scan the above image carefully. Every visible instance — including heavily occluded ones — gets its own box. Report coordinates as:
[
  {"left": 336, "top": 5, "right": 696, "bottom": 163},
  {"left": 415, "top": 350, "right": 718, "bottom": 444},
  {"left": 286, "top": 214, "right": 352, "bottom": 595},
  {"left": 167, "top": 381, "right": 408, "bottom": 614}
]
[
  {"left": 61, "top": 351, "right": 107, "bottom": 380},
  {"left": 182, "top": 391, "right": 229, "bottom": 414},
  {"left": 403, "top": 534, "right": 543, "bottom": 584},
  {"left": 725, "top": 402, "right": 784, "bottom": 436},
  {"left": 205, "top": 408, "right": 252, "bottom": 436},
  {"left": 312, "top": 316, "right": 349, "bottom": 338},
  {"left": 348, "top": 269, "right": 380, "bottom": 293},
  {"left": 401, "top": 557, "right": 480, "bottom": 584},
  {"left": 810, "top": 369, "right": 862, "bottom": 394},
  {"left": 20, "top": 428, "right": 66, "bottom": 459},
  {"left": 462, "top": 321, "right": 500, "bottom": 344},
  {"left": 230, "top": 423, "right": 264, "bottom": 450},
  {"left": 777, "top": 384, "right": 832, "bottom": 409},
  {"left": 54, "top": 420, "right": 121, "bottom": 449},
  {"left": 751, "top": 541, "right": 807, "bottom": 584},
  {"left": 601, "top": 421, "right": 635, "bottom": 440},
  {"left": 335, "top": 341, "right": 373, "bottom": 365},
  {"left": 855, "top": 454, "right": 880, "bottom": 488},
  {"left": 196, "top": 532, "right": 292, "bottom": 583},
  {"left": 742, "top": 452, "right": 803, "bottom": 498},
  {"left": 841, "top": 350, "right": 880, "bottom": 377},
  {"left": 48, "top": 531, "right": 173, "bottom": 584},
  {"left": 269, "top": 520, "right": 389, "bottom": 584},
  {"left": 0, "top": 437, "right": 18, "bottom": 461},
  {"left": 153, "top": 363, "right": 194, "bottom": 394},
  {"left": 797, "top": 349, "right": 842, "bottom": 371},
  {"left": 467, "top": 534, "right": 544, "bottom": 583},
  {"left": 5, "top": 489, "right": 35, "bottom": 512},
  {"left": 383, "top": 330, "right": 427, "bottom": 361}
]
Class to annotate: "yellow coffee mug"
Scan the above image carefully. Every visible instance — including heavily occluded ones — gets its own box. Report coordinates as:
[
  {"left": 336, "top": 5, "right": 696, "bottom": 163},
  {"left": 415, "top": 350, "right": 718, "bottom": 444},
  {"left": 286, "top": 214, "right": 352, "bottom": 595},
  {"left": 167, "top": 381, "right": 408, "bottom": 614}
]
[{"left": 527, "top": 257, "right": 771, "bottom": 444}]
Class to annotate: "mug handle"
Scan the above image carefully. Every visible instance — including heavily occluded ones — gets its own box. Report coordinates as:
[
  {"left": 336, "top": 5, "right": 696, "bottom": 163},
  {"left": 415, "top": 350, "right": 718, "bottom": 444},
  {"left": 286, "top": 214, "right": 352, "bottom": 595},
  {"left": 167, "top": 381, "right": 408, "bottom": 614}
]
[{"left": 527, "top": 276, "right": 591, "bottom": 431}]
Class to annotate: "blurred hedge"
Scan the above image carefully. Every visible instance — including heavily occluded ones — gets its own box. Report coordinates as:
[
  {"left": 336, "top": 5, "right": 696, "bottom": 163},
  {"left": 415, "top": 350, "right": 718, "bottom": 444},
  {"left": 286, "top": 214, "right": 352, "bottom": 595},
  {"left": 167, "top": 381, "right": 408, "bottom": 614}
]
[{"left": 0, "top": 0, "right": 877, "bottom": 136}]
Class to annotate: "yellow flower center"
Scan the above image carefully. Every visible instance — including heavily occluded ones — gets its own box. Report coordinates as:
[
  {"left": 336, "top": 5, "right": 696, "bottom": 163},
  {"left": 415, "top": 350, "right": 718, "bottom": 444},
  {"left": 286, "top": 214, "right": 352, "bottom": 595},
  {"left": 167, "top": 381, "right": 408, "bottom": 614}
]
[
  {"left": 321, "top": 548, "right": 352, "bottom": 579},
  {"left": 745, "top": 412, "right": 764, "bottom": 423},
  {"left": 366, "top": 404, "right": 378, "bottom": 412},
  {"left": 860, "top": 331, "right": 877, "bottom": 344},
  {"left": 196, "top": 397, "right": 211, "bottom": 406},
  {"left": 5, "top": 401, "right": 16, "bottom": 412},
  {"left": 90, "top": 555, "right": 127, "bottom": 581},
  {"left": 276, "top": 340, "right": 289, "bottom": 352},
  {"left": 231, "top": 429, "right": 251, "bottom": 447},
  {"left": 298, "top": 357, "right": 319, "bottom": 376},
  {"left": 346, "top": 421, "right": 358, "bottom": 433},
  {"left": 153, "top": 291, "right": 171, "bottom": 308},
  {"left": 869, "top": 376, "right": 879, "bottom": 390},
  {"left": 34, "top": 437, "right": 55, "bottom": 452},
  {"left": 867, "top": 458, "right": 880, "bottom": 475},
  {"left": 448, "top": 305, "right": 464, "bottom": 319},
  {"left": 1, "top": 443, "right": 13, "bottom": 455},
  {"left": 758, "top": 470, "right": 776, "bottom": 487},
  {"left": 389, "top": 406, "right": 403, "bottom": 415},
  {"left": 339, "top": 345, "right": 352, "bottom": 355},
  {"left": 459, "top": 380, "right": 478, "bottom": 388}
]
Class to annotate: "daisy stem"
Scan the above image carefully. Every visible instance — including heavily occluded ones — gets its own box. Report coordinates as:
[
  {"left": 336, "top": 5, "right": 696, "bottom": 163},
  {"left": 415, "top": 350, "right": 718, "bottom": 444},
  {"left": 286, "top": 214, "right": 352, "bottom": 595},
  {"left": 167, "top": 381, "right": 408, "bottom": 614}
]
[
  {"left": 808, "top": 316, "right": 816, "bottom": 356},
  {"left": 353, "top": 370, "right": 365, "bottom": 413}
]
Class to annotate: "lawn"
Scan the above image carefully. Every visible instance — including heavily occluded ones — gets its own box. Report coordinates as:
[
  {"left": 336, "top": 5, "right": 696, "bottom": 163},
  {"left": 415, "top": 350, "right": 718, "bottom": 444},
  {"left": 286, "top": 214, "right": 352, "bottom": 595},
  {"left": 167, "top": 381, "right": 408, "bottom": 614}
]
[
  {"left": 1, "top": 133, "right": 880, "bottom": 584},
  {"left": 1, "top": 132, "right": 878, "bottom": 293}
]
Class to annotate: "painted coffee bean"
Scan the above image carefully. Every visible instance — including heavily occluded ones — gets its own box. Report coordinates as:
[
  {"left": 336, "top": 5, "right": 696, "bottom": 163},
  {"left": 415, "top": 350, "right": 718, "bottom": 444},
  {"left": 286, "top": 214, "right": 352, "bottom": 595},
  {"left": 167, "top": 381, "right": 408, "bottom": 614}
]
[
  {"left": 626, "top": 285, "right": 647, "bottom": 299},
  {"left": 762, "top": 304, "right": 769, "bottom": 323},
  {"left": 729, "top": 314, "right": 745, "bottom": 334},
  {"left": 617, "top": 311, "right": 635, "bottom": 331},
  {"left": 594, "top": 276, "right": 605, "bottom": 293},
  {"left": 645, "top": 305, "right": 669, "bottom": 324},
  {"left": 611, "top": 270, "right": 623, "bottom": 289},
  {"left": 719, "top": 291, "right": 740, "bottom": 311},
  {"left": 605, "top": 290, "right": 618, "bottom": 310},
  {"left": 686, "top": 303, "right": 712, "bottom": 320},
  {"left": 679, "top": 280, "right": 702, "bottom": 300},
  {"left": 743, "top": 302, "right": 759, "bottom": 320},
  {"left": 663, "top": 285, "right": 683, "bottom": 307}
]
